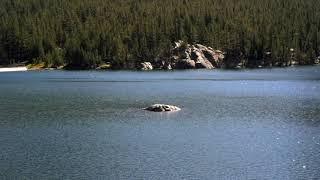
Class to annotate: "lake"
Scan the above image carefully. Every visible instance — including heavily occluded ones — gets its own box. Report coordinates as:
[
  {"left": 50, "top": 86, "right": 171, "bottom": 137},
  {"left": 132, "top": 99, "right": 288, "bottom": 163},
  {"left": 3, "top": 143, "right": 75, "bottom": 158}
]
[{"left": 0, "top": 66, "right": 320, "bottom": 179}]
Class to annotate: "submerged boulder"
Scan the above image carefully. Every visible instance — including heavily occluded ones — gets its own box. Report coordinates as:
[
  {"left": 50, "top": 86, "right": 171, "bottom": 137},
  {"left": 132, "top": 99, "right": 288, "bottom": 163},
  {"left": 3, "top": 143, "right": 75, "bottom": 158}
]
[{"left": 144, "top": 104, "right": 181, "bottom": 112}]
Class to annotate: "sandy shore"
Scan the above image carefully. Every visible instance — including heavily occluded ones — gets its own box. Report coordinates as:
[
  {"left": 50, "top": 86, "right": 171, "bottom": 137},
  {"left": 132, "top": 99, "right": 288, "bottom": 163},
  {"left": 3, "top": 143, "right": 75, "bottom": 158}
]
[{"left": 0, "top": 67, "right": 28, "bottom": 72}]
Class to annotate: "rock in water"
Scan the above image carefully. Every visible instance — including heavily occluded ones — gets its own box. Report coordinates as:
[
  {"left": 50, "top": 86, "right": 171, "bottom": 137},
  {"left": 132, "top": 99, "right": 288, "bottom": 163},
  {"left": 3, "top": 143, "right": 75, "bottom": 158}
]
[{"left": 144, "top": 104, "right": 181, "bottom": 112}]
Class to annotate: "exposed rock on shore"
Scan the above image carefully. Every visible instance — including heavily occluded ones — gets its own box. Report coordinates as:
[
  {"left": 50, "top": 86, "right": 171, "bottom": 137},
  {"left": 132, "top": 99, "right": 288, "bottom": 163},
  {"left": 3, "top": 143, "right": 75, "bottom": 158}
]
[
  {"left": 315, "top": 56, "right": 320, "bottom": 64},
  {"left": 158, "top": 41, "right": 224, "bottom": 70},
  {"left": 138, "top": 40, "right": 320, "bottom": 70},
  {"left": 144, "top": 104, "right": 181, "bottom": 112},
  {"left": 140, "top": 62, "right": 153, "bottom": 70},
  {"left": 139, "top": 41, "right": 224, "bottom": 70}
]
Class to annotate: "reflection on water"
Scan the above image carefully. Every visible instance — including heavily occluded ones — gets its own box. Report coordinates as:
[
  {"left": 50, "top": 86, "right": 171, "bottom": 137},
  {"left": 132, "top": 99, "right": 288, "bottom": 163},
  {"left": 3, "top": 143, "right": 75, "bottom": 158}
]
[{"left": 0, "top": 66, "right": 320, "bottom": 179}]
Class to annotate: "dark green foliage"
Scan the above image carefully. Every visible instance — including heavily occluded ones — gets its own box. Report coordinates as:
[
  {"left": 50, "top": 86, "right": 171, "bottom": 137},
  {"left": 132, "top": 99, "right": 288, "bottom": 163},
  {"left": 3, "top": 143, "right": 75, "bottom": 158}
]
[{"left": 0, "top": 0, "right": 319, "bottom": 68}]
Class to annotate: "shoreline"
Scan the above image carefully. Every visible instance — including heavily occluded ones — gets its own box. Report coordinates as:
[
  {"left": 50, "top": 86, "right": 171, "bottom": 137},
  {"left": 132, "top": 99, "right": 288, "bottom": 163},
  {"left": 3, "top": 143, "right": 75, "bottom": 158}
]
[{"left": 0, "top": 63, "right": 319, "bottom": 72}]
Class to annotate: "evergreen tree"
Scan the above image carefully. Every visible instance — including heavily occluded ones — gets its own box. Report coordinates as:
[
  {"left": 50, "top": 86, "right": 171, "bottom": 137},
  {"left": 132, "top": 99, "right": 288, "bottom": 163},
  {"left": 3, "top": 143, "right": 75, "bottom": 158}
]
[{"left": 0, "top": 0, "right": 319, "bottom": 68}]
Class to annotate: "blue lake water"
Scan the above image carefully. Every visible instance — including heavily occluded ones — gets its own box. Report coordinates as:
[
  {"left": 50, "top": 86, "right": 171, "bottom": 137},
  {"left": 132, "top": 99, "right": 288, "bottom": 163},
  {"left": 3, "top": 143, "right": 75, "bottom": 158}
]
[{"left": 0, "top": 66, "right": 320, "bottom": 179}]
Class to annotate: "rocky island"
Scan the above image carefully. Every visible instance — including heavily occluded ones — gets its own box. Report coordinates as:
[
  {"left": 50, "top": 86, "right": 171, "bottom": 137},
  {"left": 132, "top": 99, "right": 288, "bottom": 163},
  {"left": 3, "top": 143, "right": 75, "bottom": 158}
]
[{"left": 144, "top": 104, "right": 181, "bottom": 112}]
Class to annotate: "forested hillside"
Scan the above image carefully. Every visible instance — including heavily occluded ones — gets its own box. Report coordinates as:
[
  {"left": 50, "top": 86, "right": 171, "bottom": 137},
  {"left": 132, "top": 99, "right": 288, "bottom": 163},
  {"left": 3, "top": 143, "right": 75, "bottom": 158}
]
[{"left": 0, "top": 0, "right": 319, "bottom": 69}]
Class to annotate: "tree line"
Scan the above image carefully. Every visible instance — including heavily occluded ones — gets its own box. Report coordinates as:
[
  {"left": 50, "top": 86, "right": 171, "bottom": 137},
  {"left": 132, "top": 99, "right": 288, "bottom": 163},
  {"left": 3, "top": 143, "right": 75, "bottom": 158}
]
[{"left": 0, "top": 0, "right": 319, "bottom": 69}]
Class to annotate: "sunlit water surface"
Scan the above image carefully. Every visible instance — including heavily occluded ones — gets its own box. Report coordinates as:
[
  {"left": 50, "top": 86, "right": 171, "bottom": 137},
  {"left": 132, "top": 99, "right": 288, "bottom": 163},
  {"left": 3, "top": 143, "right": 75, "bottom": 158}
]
[{"left": 0, "top": 66, "right": 320, "bottom": 179}]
